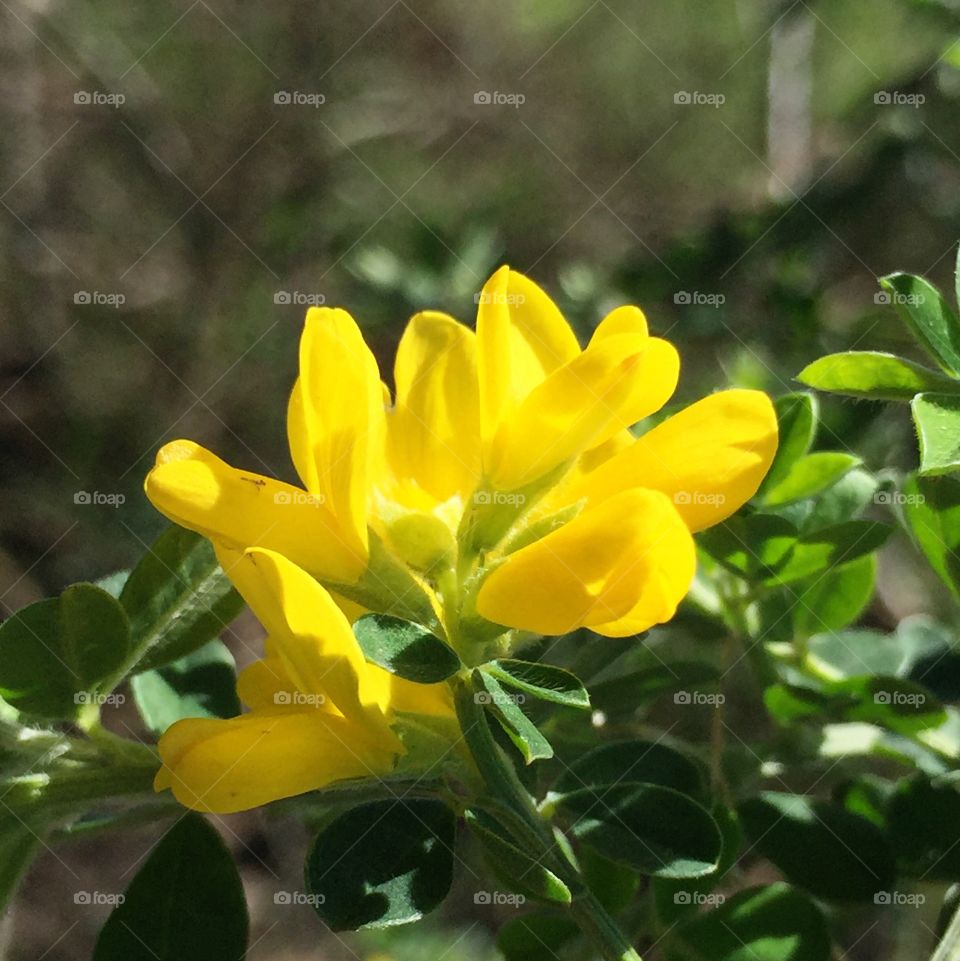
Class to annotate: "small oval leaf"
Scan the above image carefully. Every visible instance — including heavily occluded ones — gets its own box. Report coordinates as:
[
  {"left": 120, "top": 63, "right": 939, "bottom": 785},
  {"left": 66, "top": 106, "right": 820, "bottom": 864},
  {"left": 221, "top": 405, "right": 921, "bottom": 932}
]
[{"left": 353, "top": 614, "right": 460, "bottom": 683}]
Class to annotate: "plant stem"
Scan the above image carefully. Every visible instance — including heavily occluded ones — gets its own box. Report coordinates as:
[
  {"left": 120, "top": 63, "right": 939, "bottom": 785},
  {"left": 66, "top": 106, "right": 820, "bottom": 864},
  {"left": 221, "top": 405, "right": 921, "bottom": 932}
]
[{"left": 453, "top": 673, "right": 643, "bottom": 961}]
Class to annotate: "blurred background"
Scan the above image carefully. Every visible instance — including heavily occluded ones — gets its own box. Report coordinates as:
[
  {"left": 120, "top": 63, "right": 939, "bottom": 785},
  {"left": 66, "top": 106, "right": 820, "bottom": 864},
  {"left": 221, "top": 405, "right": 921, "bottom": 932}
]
[{"left": 3, "top": 0, "right": 960, "bottom": 957}]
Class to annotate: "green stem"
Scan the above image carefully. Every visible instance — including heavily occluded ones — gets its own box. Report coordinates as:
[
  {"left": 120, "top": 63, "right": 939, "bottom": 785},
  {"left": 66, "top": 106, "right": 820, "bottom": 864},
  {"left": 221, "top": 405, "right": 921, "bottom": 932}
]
[{"left": 453, "top": 674, "right": 642, "bottom": 961}]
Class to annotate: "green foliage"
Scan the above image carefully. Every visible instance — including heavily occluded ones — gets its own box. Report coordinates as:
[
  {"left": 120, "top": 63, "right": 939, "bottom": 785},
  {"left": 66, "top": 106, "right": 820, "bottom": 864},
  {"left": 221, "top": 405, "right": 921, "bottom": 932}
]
[
  {"left": 556, "top": 783, "right": 722, "bottom": 879},
  {"left": 93, "top": 815, "right": 248, "bottom": 961},
  {"left": 353, "top": 613, "right": 461, "bottom": 682},
  {"left": 305, "top": 799, "right": 456, "bottom": 930},
  {"left": 119, "top": 526, "right": 244, "bottom": 674},
  {"left": 797, "top": 351, "right": 960, "bottom": 401},
  {"left": 131, "top": 640, "right": 241, "bottom": 735},
  {"left": 480, "top": 659, "right": 590, "bottom": 709},
  {"left": 0, "top": 583, "right": 130, "bottom": 718}
]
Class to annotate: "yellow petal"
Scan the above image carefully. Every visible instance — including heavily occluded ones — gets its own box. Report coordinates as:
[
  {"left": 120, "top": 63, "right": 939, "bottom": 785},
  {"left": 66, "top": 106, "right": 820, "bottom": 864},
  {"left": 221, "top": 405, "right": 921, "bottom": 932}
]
[
  {"left": 235, "top": 655, "right": 335, "bottom": 712},
  {"left": 488, "top": 333, "right": 678, "bottom": 490},
  {"left": 388, "top": 311, "right": 481, "bottom": 502},
  {"left": 216, "top": 546, "right": 394, "bottom": 725},
  {"left": 572, "top": 389, "right": 778, "bottom": 532},
  {"left": 144, "top": 440, "right": 364, "bottom": 582},
  {"left": 292, "top": 307, "right": 385, "bottom": 559},
  {"left": 390, "top": 675, "right": 456, "bottom": 719},
  {"left": 155, "top": 710, "right": 396, "bottom": 813},
  {"left": 476, "top": 488, "right": 695, "bottom": 635},
  {"left": 589, "top": 304, "right": 649, "bottom": 342},
  {"left": 477, "top": 267, "right": 580, "bottom": 457}
]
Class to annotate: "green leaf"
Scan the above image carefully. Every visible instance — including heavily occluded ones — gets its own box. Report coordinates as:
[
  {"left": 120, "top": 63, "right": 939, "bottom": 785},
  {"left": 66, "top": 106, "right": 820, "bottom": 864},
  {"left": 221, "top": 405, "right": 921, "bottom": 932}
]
[
  {"left": 807, "top": 620, "right": 948, "bottom": 680},
  {"left": 497, "top": 912, "right": 579, "bottom": 961},
  {"left": 784, "top": 467, "right": 879, "bottom": 534},
  {"left": 912, "top": 392, "right": 960, "bottom": 474},
  {"left": 672, "top": 883, "right": 830, "bottom": 961},
  {"left": 131, "top": 640, "right": 241, "bottom": 735},
  {"left": 580, "top": 847, "right": 640, "bottom": 913},
  {"left": 93, "top": 814, "right": 247, "bottom": 961},
  {"left": 757, "top": 393, "right": 816, "bottom": 496},
  {"left": 765, "top": 520, "right": 890, "bottom": 585},
  {"left": 552, "top": 739, "right": 705, "bottom": 800},
  {"left": 589, "top": 663, "right": 720, "bottom": 720},
  {"left": 0, "top": 584, "right": 130, "bottom": 719},
  {"left": 353, "top": 613, "right": 460, "bottom": 683},
  {"left": 904, "top": 473, "right": 960, "bottom": 598},
  {"left": 880, "top": 273, "right": 960, "bottom": 376},
  {"left": 790, "top": 555, "right": 875, "bottom": 636},
  {"left": 305, "top": 798, "right": 455, "bottom": 930},
  {"left": 120, "top": 526, "right": 244, "bottom": 674},
  {"left": 474, "top": 669, "right": 553, "bottom": 763},
  {"left": 480, "top": 660, "right": 589, "bottom": 709},
  {"left": 465, "top": 808, "right": 571, "bottom": 904},
  {"left": 888, "top": 775, "right": 960, "bottom": 881},
  {"left": 761, "top": 452, "right": 861, "bottom": 507},
  {"left": 698, "top": 514, "right": 797, "bottom": 581},
  {"left": 797, "top": 351, "right": 958, "bottom": 401},
  {"left": 556, "top": 783, "right": 721, "bottom": 878},
  {"left": 738, "top": 793, "right": 895, "bottom": 901}
]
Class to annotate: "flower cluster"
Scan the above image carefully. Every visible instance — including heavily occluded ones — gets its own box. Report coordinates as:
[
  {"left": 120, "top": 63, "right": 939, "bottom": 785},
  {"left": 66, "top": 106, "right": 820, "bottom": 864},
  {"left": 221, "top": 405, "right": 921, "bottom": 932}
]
[{"left": 145, "top": 266, "right": 777, "bottom": 812}]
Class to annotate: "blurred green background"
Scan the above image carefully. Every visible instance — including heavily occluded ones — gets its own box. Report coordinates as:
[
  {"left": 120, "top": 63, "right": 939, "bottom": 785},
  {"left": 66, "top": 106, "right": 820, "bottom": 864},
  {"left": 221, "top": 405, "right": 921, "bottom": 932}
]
[{"left": 3, "top": 0, "right": 960, "bottom": 957}]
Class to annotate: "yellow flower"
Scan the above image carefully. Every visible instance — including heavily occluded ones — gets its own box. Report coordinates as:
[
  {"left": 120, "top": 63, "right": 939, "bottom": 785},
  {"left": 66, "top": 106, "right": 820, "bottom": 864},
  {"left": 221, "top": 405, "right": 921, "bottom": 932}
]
[
  {"left": 145, "top": 265, "right": 777, "bottom": 811},
  {"left": 154, "top": 546, "right": 453, "bottom": 813}
]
